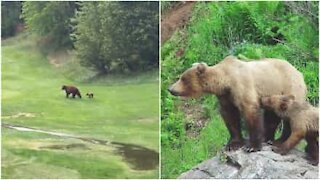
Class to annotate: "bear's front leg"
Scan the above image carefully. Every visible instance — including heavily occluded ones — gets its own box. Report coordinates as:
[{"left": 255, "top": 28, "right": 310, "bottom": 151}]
[
  {"left": 218, "top": 96, "right": 244, "bottom": 151},
  {"left": 243, "top": 104, "right": 264, "bottom": 152},
  {"left": 272, "top": 130, "right": 304, "bottom": 155}
]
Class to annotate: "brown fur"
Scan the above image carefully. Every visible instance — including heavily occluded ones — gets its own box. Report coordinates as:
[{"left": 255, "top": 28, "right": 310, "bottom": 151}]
[
  {"left": 261, "top": 94, "right": 319, "bottom": 165},
  {"left": 168, "top": 56, "right": 307, "bottom": 152},
  {"left": 61, "top": 85, "right": 82, "bottom": 98}
]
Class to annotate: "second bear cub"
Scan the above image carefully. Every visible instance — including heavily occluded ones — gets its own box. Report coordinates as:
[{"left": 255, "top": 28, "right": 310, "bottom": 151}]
[{"left": 260, "top": 94, "right": 319, "bottom": 165}]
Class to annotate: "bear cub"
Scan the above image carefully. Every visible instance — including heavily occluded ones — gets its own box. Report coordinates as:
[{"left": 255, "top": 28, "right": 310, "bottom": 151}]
[
  {"left": 86, "top": 92, "right": 94, "bottom": 98},
  {"left": 260, "top": 94, "right": 319, "bottom": 165}
]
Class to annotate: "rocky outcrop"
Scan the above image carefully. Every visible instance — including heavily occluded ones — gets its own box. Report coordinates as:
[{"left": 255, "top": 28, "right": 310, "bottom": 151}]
[{"left": 178, "top": 145, "right": 319, "bottom": 179}]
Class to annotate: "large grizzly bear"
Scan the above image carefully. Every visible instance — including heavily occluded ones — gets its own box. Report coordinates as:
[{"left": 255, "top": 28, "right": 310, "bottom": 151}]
[
  {"left": 261, "top": 94, "right": 319, "bottom": 165},
  {"left": 61, "top": 85, "right": 82, "bottom": 98},
  {"left": 168, "top": 56, "right": 307, "bottom": 152}
]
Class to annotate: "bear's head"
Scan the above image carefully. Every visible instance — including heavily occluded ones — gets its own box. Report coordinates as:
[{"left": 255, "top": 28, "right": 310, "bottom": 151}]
[
  {"left": 168, "top": 62, "right": 208, "bottom": 98},
  {"left": 61, "top": 85, "right": 66, "bottom": 90},
  {"left": 260, "top": 94, "right": 295, "bottom": 112}
]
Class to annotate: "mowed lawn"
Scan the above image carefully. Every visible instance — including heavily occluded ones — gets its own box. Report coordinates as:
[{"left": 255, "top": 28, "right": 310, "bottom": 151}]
[{"left": 1, "top": 36, "right": 159, "bottom": 178}]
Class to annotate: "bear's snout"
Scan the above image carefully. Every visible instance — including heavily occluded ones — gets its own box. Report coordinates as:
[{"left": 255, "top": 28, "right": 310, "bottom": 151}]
[{"left": 168, "top": 85, "right": 180, "bottom": 96}]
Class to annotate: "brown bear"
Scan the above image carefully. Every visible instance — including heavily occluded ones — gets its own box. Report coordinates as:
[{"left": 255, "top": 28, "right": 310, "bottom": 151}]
[
  {"left": 86, "top": 92, "right": 94, "bottom": 98},
  {"left": 168, "top": 56, "right": 307, "bottom": 152},
  {"left": 61, "top": 85, "right": 82, "bottom": 98},
  {"left": 260, "top": 94, "right": 319, "bottom": 165}
]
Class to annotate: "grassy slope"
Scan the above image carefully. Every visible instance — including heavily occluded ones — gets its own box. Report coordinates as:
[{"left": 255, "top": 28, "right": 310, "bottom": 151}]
[
  {"left": 160, "top": 5, "right": 229, "bottom": 178},
  {"left": 161, "top": 2, "right": 317, "bottom": 178},
  {"left": 2, "top": 35, "right": 159, "bottom": 178}
]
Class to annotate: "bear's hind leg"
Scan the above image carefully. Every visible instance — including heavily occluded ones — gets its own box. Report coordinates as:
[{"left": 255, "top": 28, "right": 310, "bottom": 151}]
[
  {"left": 218, "top": 96, "right": 244, "bottom": 151},
  {"left": 305, "top": 132, "right": 319, "bottom": 166}
]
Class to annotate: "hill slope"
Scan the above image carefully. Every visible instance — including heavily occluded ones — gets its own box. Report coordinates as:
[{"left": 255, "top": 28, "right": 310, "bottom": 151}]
[{"left": 1, "top": 35, "right": 159, "bottom": 178}]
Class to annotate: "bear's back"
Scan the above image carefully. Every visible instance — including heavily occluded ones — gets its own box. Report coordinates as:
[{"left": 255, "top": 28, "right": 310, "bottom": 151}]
[
  {"left": 218, "top": 57, "right": 307, "bottom": 103},
  {"left": 250, "top": 58, "right": 306, "bottom": 103}
]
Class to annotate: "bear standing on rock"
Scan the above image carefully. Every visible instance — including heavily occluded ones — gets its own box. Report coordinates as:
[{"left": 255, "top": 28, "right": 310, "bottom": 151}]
[
  {"left": 260, "top": 94, "right": 319, "bottom": 165},
  {"left": 168, "top": 56, "right": 307, "bottom": 152},
  {"left": 61, "top": 85, "right": 82, "bottom": 98}
]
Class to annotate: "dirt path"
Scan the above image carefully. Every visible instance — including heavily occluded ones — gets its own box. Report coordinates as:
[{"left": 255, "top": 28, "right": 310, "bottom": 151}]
[
  {"left": 2, "top": 123, "right": 158, "bottom": 171},
  {"left": 161, "top": 2, "right": 195, "bottom": 44}
]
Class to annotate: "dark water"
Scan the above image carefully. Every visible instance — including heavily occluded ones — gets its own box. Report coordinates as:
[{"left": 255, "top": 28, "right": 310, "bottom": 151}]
[{"left": 2, "top": 123, "right": 159, "bottom": 170}]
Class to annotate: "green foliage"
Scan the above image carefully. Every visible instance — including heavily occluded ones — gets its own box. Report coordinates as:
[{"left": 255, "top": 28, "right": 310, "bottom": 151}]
[
  {"left": 161, "top": 1, "right": 177, "bottom": 13},
  {"left": 22, "top": 1, "right": 77, "bottom": 49},
  {"left": 185, "top": 1, "right": 318, "bottom": 103},
  {"left": 1, "top": 1, "right": 22, "bottom": 37},
  {"left": 72, "top": 2, "right": 159, "bottom": 74},
  {"left": 161, "top": 107, "right": 229, "bottom": 178},
  {"left": 162, "top": 1, "right": 319, "bottom": 178}
]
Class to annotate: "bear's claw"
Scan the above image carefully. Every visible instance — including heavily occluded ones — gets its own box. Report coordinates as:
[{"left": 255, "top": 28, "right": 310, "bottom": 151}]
[
  {"left": 272, "top": 146, "right": 288, "bottom": 155},
  {"left": 225, "top": 140, "right": 245, "bottom": 151},
  {"left": 243, "top": 145, "right": 261, "bottom": 153}
]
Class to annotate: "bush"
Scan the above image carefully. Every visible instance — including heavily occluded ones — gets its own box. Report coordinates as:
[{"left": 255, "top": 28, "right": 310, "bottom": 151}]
[
  {"left": 72, "top": 2, "right": 159, "bottom": 75},
  {"left": 1, "top": 2, "right": 22, "bottom": 38}
]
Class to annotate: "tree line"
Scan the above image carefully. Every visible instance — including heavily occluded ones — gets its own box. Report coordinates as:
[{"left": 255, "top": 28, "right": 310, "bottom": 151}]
[{"left": 2, "top": 1, "right": 159, "bottom": 74}]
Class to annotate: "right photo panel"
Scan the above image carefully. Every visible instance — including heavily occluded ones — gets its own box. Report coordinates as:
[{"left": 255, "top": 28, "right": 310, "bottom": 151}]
[{"left": 161, "top": 1, "right": 319, "bottom": 179}]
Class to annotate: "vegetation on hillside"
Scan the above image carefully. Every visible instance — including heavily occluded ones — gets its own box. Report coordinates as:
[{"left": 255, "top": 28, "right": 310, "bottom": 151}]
[
  {"left": 161, "top": 1, "right": 319, "bottom": 178},
  {"left": 72, "top": 2, "right": 158, "bottom": 74},
  {"left": 22, "top": 2, "right": 78, "bottom": 49},
  {"left": 3, "top": 1, "right": 159, "bottom": 75},
  {"left": 1, "top": 1, "right": 23, "bottom": 37}
]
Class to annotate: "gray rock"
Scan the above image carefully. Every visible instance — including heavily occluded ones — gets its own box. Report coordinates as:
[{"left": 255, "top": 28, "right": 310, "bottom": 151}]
[{"left": 178, "top": 145, "right": 319, "bottom": 179}]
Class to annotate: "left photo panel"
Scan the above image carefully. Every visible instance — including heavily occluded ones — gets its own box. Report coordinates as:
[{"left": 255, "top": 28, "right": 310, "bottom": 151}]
[{"left": 1, "top": 1, "right": 159, "bottom": 179}]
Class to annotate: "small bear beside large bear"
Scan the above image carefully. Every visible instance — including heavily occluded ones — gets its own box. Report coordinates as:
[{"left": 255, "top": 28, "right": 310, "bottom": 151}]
[
  {"left": 168, "top": 55, "right": 308, "bottom": 153},
  {"left": 260, "top": 94, "right": 319, "bottom": 165}
]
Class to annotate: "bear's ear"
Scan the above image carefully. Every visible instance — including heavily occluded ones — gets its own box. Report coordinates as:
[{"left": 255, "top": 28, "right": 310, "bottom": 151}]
[{"left": 196, "top": 63, "right": 207, "bottom": 75}]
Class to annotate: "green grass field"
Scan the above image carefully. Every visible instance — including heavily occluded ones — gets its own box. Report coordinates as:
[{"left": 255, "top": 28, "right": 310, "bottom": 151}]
[{"left": 2, "top": 34, "right": 159, "bottom": 179}]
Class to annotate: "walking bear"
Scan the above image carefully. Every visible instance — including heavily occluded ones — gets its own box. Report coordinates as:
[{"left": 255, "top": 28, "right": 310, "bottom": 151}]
[
  {"left": 61, "top": 85, "right": 82, "bottom": 98},
  {"left": 168, "top": 56, "right": 307, "bottom": 152}
]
